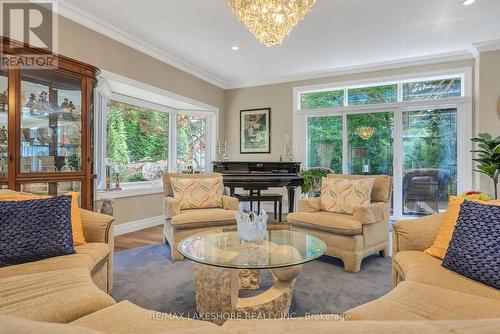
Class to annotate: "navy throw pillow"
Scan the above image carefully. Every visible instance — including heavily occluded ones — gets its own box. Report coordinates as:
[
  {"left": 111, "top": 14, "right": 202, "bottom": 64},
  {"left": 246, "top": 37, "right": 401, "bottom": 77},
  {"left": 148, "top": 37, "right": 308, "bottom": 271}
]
[
  {"left": 0, "top": 195, "right": 75, "bottom": 267},
  {"left": 442, "top": 200, "right": 500, "bottom": 289}
]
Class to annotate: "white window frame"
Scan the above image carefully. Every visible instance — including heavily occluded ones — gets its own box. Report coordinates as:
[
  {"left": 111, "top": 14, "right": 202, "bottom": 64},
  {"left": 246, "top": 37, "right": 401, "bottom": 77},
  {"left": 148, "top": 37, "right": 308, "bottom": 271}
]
[
  {"left": 293, "top": 67, "right": 473, "bottom": 220},
  {"left": 95, "top": 73, "right": 218, "bottom": 199}
]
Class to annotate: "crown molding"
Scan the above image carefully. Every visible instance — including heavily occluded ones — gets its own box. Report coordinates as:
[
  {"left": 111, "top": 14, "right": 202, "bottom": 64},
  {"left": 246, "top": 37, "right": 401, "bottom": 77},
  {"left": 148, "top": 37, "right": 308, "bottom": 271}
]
[
  {"left": 57, "top": 0, "right": 228, "bottom": 89},
  {"left": 224, "top": 50, "right": 475, "bottom": 89},
  {"left": 472, "top": 39, "right": 500, "bottom": 56},
  {"left": 56, "top": 1, "right": 480, "bottom": 91}
]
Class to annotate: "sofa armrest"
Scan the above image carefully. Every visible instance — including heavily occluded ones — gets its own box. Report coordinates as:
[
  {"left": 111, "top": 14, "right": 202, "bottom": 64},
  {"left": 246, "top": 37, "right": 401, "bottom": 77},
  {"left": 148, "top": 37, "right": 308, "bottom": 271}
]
[
  {"left": 223, "top": 195, "right": 239, "bottom": 211},
  {"left": 80, "top": 209, "right": 115, "bottom": 244},
  {"left": 164, "top": 197, "right": 181, "bottom": 219},
  {"left": 298, "top": 197, "right": 321, "bottom": 213},
  {"left": 392, "top": 213, "right": 445, "bottom": 256},
  {"left": 353, "top": 202, "right": 390, "bottom": 224}
]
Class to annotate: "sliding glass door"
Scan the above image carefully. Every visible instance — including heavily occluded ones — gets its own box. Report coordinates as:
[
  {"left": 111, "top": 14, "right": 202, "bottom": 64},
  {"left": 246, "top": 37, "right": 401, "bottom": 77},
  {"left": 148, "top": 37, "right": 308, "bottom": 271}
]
[
  {"left": 304, "top": 107, "right": 460, "bottom": 218},
  {"left": 402, "top": 108, "right": 457, "bottom": 215},
  {"left": 347, "top": 113, "right": 394, "bottom": 176},
  {"left": 307, "top": 116, "right": 343, "bottom": 173}
]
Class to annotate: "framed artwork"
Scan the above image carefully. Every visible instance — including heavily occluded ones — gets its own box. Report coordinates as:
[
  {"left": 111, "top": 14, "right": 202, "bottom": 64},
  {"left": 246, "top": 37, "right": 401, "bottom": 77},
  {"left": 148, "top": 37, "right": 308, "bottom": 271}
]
[{"left": 240, "top": 108, "right": 271, "bottom": 154}]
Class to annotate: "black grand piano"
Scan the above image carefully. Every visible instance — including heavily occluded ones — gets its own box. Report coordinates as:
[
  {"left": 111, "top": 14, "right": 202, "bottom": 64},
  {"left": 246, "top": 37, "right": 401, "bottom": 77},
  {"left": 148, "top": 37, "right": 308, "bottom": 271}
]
[{"left": 212, "top": 161, "right": 304, "bottom": 212}]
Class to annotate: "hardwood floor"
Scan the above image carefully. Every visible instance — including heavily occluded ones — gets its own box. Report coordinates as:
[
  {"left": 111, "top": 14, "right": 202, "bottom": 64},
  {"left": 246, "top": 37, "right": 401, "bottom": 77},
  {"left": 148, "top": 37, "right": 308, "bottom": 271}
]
[
  {"left": 113, "top": 215, "right": 287, "bottom": 252},
  {"left": 114, "top": 225, "right": 164, "bottom": 252}
]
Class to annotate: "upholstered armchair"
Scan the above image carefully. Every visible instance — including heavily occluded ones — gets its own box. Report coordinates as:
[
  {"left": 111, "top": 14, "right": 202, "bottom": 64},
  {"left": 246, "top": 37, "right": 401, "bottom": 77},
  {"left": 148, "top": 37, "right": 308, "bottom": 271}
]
[
  {"left": 288, "top": 174, "right": 392, "bottom": 273},
  {"left": 162, "top": 173, "right": 239, "bottom": 261}
]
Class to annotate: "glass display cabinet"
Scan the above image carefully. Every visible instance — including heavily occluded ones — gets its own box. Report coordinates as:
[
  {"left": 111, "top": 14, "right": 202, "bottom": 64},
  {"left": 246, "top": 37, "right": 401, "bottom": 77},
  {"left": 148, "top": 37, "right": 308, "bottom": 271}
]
[{"left": 1, "top": 38, "right": 99, "bottom": 209}]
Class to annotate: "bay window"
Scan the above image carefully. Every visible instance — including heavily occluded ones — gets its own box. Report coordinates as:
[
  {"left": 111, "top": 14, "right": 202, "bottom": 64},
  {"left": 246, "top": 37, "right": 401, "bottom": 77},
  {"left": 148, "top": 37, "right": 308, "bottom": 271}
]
[
  {"left": 96, "top": 72, "right": 217, "bottom": 194},
  {"left": 294, "top": 69, "right": 472, "bottom": 219}
]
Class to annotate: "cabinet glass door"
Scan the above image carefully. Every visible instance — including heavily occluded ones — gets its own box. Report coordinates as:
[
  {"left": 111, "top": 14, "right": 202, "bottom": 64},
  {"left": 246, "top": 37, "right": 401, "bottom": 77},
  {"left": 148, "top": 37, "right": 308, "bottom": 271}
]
[
  {"left": 20, "top": 180, "right": 82, "bottom": 195},
  {"left": 20, "top": 70, "right": 82, "bottom": 173},
  {"left": 0, "top": 70, "right": 7, "bottom": 177}
]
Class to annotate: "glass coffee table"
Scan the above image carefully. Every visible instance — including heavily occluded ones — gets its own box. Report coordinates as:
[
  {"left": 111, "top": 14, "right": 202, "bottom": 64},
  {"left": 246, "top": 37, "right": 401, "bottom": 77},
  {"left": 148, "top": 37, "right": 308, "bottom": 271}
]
[{"left": 178, "top": 230, "right": 326, "bottom": 323}]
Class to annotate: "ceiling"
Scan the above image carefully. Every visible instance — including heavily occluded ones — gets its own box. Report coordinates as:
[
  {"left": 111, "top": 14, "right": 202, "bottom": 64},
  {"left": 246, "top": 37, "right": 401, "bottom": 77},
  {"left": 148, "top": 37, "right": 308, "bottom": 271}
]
[{"left": 59, "top": 0, "right": 500, "bottom": 89}]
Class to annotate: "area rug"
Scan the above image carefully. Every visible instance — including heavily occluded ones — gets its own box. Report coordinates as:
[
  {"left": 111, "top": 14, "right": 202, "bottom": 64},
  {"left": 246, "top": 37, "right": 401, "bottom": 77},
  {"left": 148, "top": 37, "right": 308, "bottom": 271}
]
[{"left": 113, "top": 244, "right": 392, "bottom": 317}]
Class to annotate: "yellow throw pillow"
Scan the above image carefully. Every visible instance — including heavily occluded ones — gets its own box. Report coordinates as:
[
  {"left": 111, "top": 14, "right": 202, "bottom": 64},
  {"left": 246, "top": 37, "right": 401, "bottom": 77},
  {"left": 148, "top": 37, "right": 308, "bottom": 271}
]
[
  {"left": 170, "top": 177, "right": 224, "bottom": 210},
  {"left": 320, "top": 177, "right": 375, "bottom": 215},
  {"left": 0, "top": 191, "right": 86, "bottom": 246},
  {"left": 425, "top": 196, "right": 500, "bottom": 259}
]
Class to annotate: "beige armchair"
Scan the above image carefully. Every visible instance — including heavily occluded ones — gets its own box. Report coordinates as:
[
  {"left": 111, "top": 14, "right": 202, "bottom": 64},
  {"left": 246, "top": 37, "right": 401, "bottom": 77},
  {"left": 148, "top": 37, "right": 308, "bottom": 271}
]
[
  {"left": 162, "top": 173, "right": 239, "bottom": 261},
  {"left": 288, "top": 174, "right": 392, "bottom": 273}
]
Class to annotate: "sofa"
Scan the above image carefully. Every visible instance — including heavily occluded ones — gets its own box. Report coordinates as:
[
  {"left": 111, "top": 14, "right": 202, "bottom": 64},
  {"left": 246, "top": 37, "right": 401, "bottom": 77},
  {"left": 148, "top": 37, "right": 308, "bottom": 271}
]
[
  {"left": 1, "top": 211, "right": 500, "bottom": 333},
  {"left": 288, "top": 174, "right": 392, "bottom": 273},
  {"left": 162, "top": 173, "right": 239, "bottom": 261}
]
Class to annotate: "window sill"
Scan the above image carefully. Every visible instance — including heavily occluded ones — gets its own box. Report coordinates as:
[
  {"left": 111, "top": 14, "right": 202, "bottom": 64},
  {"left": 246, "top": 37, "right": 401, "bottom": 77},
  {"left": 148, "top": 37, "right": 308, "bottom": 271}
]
[{"left": 96, "top": 183, "right": 164, "bottom": 200}]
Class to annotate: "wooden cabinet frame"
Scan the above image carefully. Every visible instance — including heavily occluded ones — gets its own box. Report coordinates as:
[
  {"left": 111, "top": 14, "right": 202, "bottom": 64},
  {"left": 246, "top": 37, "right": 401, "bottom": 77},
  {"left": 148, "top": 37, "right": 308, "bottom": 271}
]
[{"left": 1, "top": 37, "right": 99, "bottom": 209}]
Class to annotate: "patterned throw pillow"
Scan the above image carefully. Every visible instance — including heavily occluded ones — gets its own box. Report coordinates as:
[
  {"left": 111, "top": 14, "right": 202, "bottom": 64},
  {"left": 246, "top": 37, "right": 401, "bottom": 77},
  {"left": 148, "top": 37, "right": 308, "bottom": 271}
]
[
  {"left": 320, "top": 177, "right": 375, "bottom": 214},
  {"left": 0, "top": 195, "right": 75, "bottom": 268},
  {"left": 170, "top": 177, "right": 224, "bottom": 210},
  {"left": 425, "top": 196, "right": 500, "bottom": 259},
  {"left": 443, "top": 200, "right": 500, "bottom": 289},
  {"left": 0, "top": 191, "right": 86, "bottom": 246}
]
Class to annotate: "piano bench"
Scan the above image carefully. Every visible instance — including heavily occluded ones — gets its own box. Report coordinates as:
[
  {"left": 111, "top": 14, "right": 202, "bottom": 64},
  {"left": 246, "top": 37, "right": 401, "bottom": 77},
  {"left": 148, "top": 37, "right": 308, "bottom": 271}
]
[{"left": 234, "top": 193, "right": 283, "bottom": 222}]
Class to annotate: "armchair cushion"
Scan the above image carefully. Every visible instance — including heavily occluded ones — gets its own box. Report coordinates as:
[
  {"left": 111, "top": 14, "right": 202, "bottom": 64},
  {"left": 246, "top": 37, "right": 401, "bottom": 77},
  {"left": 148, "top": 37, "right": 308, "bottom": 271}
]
[
  {"left": 222, "top": 195, "right": 239, "bottom": 210},
  {"left": 0, "top": 269, "right": 115, "bottom": 323},
  {"left": 394, "top": 251, "right": 500, "bottom": 300},
  {"left": 392, "top": 214, "right": 444, "bottom": 255},
  {"left": 79, "top": 210, "right": 114, "bottom": 244},
  {"left": 288, "top": 211, "right": 362, "bottom": 236},
  {"left": 164, "top": 197, "right": 181, "bottom": 219},
  {"left": 346, "top": 281, "right": 500, "bottom": 321},
  {"left": 320, "top": 177, "right": 375, "bottom": 214},
  {"left": 170, "top": 177, "right": 223, "bottom": 210},
  {"left": 353, "top": 202, "right": 390, "bottom": 224},
  {"left": 171, "top": 208, "right": 237, "bottom": 229},
  {"left": 0, "top": 243, "right": 110, "bottom": 279},
  {"left": 297, "top": 197, "right": 321, "bottom": 213}
]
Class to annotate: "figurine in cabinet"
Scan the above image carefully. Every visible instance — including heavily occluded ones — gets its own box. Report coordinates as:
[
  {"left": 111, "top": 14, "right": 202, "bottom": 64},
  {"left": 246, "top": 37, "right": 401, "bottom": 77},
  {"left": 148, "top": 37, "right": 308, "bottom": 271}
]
[
  {"left": 0, "top": 126, "right": 6, "bottom": 144},
  {"left": 69, "top": 101, "right": 76, "bottom": 116},
  {"left": 60, "top": 98, "right": 70, "bottom": 111},
  {"left": 0, "top": 90, "right": 6, "bottom": 112},
  {"left": 38, "top": 91, "right": 50, "bottom": 111},
  {"left": 26, "top": 93, "right": 37, "bottom": 114}
]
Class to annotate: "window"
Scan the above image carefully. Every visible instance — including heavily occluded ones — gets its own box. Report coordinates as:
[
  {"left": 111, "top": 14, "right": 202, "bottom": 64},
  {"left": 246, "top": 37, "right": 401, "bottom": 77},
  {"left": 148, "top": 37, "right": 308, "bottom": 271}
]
[
  {"left": 96, "top": 73, "right": 218, "bottom": 194},
  {"left": 176, "top": 114, "right": 207, "bottom": 173},
  {"left": 347, "top": 113, "right": 394, "bottom": 176},
  {"left": 297, "top": 75, "right": 464, "bottom": 111},
  {"left": 348, "top": 84, "right": 397, "bottom": 106},
  {"left": 307, "top": 116, "right": 343, "bottom": 172},
  {"left": 403, "top": 78, "right": 461, "bottom": 101},
  {"left": 301, "top": 90, "right": 344, "bottom": 109},
  {"left": 106, "top": 101, "right": 169, "bottom": 183},
  {"left": 295, "top": 70, "right": 471, "bottom": 219},
  {"left": 402, "top": 109, "right": 457, "bottom": 215}
]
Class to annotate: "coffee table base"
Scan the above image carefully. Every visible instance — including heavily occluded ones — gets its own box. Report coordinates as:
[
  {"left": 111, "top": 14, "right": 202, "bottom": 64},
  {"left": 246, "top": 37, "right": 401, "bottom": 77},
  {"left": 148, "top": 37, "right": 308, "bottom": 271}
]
[{"left": 193, "top": 263, "right": 301, "bottom": 324}]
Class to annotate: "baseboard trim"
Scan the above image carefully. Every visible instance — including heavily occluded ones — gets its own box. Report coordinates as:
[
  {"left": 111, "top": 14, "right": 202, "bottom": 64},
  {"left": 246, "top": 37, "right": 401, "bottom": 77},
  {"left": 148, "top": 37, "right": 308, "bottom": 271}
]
[{"left": 114, "top": 215, "right": 165, "bottom": 236}]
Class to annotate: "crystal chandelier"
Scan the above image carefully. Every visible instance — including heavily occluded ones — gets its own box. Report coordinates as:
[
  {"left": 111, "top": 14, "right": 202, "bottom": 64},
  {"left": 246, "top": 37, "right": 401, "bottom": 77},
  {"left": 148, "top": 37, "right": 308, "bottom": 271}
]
[
  {"left": 356, "top": 127, "right": 376, "bottom": 140},
  {"left": 227, "top": 0, "right": 317, "bottom": 47}
]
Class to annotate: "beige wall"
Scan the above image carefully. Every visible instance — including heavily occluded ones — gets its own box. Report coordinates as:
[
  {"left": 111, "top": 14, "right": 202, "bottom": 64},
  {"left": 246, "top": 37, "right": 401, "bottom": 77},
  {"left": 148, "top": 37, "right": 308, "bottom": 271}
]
[
  {"left": 54, "top": 15, "right": 500, "bottom": 223},
  {"left": 57, "top": 16, "right": 226, "bottom": 140},
  {"left": 95, "top": 193, "right": 164, "bottom": 225},
  {"left": 475, "top": 50, "right": 500, "bottom": 195},
  {"left": 55, "top": 16, "right": 226, "bottom": 225},
  {"left": 225, "top": 60, "right": 475, "bottom": 162}
]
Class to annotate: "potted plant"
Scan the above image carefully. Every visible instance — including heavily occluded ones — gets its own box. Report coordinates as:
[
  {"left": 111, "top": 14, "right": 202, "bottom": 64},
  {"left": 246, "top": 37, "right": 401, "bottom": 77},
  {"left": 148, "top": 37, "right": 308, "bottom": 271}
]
[
  {"left": 299, "top": 168, "right": 331, "bottom": 197},
  {"left": 471, "top": 133, "right": 500, "bottom": 199}
]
